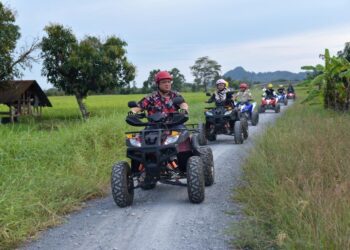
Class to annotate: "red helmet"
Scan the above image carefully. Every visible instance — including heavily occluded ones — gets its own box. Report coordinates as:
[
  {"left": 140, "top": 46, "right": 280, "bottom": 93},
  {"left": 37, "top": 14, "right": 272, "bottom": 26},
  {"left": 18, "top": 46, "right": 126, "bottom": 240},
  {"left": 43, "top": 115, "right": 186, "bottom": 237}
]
[
  {"left": 155, "top": 71, "right": 173, "bottom": 84},
  {"left": 240, "top": 83, "right": 248, "bottom": 90}
]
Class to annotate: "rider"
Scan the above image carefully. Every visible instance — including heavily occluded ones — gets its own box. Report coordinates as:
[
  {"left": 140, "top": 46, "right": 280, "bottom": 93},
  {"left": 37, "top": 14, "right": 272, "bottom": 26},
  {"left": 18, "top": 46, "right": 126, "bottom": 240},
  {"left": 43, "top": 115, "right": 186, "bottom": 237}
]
[
  {"left": 277, "top": 84, "right": 286, "bottom": 95},
  {"left": 206, "top": 79, "right": 235, "bottom": 134},
  {"left": 234, "top": 82, "right": 252, "bottom": 104},
  {"left": 263, "top": 83, "right": 276, "bottom": 98},
  {"left": 206, "top": 79, "right": 234, "bottom": 107},
  {"left": 287, "top": 82, "right": 295, "bottom": 93},
  {"left": 131, "top": 71, "right": 188, "bottom": 115}
]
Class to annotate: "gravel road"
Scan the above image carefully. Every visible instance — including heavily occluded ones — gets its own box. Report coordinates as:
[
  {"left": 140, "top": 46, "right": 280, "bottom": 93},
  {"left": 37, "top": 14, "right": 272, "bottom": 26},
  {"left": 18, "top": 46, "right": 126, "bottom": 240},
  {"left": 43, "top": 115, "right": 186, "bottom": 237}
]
[{"left": 22, "top": 104, "right": 290, "bottom": 250}]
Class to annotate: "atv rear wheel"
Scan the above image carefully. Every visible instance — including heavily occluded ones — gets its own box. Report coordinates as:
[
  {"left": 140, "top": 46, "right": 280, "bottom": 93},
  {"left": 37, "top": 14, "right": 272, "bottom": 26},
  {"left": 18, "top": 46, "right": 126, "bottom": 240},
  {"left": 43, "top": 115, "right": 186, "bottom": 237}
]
[
  {"left": 275, "top": 104, "right": 281, "bottom": 113},
  {"left": 197, "top": 123, "right": 208, "bottom": 146},
  {"left": 284, "top": 98, "right": 288, "bottom": 106},
  {"left": 258, "top": 105, "right": 265, "bottom": 113},
  {"left": 251, "top": 111, "right": 259, "bottom": 126},
  {"left": 234, "top": 120, "right": 244, "bottom": 144},
  {"left": 187, "top": 156, "right": 205, "bottom": 203},
  {"left": 111, "top": 161, "right": 134, "bottom": 207},
  {"left": 196, "top": 147, "right": 214, "bottom": 186}
]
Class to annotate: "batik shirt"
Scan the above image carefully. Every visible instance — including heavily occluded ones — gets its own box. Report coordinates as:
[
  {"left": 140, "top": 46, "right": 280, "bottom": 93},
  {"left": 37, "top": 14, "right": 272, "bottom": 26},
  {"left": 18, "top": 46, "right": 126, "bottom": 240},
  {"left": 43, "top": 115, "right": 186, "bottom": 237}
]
[{"left": 138, "top": 91, "right": 184, "bottom": 115}]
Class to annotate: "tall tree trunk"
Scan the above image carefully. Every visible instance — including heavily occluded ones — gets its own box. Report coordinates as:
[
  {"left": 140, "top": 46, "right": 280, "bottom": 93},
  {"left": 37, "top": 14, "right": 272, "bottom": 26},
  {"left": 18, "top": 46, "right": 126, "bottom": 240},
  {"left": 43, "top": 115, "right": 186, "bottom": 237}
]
[{"left": 75, "top": 94, "right": 89, "bottom": 120}]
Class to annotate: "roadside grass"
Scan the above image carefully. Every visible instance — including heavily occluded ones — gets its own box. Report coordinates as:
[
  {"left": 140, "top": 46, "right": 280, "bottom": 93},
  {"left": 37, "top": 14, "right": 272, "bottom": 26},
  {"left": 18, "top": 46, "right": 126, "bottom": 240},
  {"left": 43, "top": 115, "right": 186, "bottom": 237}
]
[
  {"left": 232, "top": 88, "right": 350, "bottom": 249},
  {"left": 0, "top": 92, "right": 207, "bottom": 249}
]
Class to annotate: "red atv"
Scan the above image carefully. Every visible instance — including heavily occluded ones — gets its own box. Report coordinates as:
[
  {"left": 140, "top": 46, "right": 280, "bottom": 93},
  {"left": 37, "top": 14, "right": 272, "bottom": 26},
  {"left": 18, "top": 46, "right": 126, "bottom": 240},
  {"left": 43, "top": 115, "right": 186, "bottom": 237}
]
[
  {"left": 287, "top": 92, "right": 296, "bottom": 100},
  {"left": 258, "top": 96, "right": 280, "bottom": 113}
]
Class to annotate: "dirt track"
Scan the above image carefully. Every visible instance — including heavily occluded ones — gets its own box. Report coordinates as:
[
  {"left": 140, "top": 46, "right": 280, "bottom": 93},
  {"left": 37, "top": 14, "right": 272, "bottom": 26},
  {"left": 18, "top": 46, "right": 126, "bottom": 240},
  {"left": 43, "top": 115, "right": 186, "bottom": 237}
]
[{"left": 22, "top": 104, "right": 290, "bottom": 250}]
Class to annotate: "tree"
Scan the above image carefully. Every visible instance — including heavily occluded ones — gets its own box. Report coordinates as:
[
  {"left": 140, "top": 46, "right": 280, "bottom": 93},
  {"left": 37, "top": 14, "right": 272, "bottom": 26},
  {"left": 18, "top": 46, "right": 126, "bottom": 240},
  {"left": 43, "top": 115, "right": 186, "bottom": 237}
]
[
  {"left": 142, "top": 69, "right": 160, "bottom": 93},
  {"left": 142, "top": 68, "right": 186, "bottom": 93},
  {"left": 302, "top": 47, "right": 350, "bottom": 110},
  {"left": 169, "top": 68, "right": 185, "bottom": 91},
  {"left": 0, "top": 3, "right": 39, "bottom": 83},
  {"left": 190, "top": 56, "right": 221, "bottom": 92},
  {"left": 41, "top": 24, "right": 136, "bottom": 119}
]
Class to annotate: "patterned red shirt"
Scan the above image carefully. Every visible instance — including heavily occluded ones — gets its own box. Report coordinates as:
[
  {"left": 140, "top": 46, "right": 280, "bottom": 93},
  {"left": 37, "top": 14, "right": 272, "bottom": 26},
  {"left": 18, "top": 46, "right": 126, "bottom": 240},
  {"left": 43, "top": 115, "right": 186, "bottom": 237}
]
[{"left": 138, "top": 91, "right": 185, "bottom": 115}]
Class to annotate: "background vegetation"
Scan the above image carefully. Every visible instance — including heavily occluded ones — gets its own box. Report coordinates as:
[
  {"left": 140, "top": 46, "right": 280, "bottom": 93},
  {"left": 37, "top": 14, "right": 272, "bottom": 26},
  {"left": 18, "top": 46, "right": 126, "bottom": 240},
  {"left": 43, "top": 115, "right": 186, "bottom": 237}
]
[{"left": 233, "top": 88, "right": 350, "bottom": 249}]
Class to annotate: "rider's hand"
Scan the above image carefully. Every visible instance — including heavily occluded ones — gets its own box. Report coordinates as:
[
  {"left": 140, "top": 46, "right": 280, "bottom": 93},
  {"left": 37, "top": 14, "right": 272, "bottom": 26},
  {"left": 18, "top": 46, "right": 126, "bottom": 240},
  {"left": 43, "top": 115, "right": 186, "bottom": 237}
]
[{"left": 179, "top": 108, "right": 188, "bottom": 114}]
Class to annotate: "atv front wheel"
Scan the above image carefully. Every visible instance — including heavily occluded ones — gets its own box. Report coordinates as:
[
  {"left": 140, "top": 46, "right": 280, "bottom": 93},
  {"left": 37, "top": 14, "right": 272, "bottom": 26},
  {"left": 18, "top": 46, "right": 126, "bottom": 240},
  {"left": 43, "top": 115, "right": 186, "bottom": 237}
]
[
  {"left": 205, "top": 123, "right": 216, "bottom": 141},
  {"left": 251, "top": 111, "right": 259, "bottom": 126},
  {"left": 275, "top": 104, "right": 281, "bottom": 113},
  {"left": 284, "top": 98, "right": 288, "bottom": 106},
  {"left": 196, "top": 147, "right": 214, "bottom": 186},
  {"left": 234, "top": 121, "right": 244, "bottom": 144},
  {"left": 187, "top": 156, "right": 205, "bottom": 203},
  {"left": 241, "top": 118, "right": 249, "bottom": 140},
  {"left": 197, "top": 123, "right": 208, "bottom": 146},
  {"left": 111, "top": 161, "right": 134, "bottom": 207}
]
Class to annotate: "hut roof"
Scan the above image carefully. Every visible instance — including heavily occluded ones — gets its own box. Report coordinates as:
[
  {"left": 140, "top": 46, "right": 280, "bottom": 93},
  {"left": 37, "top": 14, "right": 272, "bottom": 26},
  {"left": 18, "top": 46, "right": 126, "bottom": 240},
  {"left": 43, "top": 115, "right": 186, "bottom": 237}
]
[{"left": 0, "top": 80, "right": 52, "bottom": 107}]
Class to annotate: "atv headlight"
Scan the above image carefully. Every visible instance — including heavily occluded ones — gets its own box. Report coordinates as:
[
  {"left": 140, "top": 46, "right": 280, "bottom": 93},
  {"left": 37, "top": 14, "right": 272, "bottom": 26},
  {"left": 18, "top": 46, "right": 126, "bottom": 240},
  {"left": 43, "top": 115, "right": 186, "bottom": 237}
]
[
  {"left": 205, "top": 111, "right": 213, "bottom": 116},
  {"left": 224, "top": 110, "right": 232, "bottom": 115},
  {"left": 126, "top": 133, "right": 142, "bottom": 147},
  {"left": 164, "top": 131, "right": 180, "bottom": 145}
]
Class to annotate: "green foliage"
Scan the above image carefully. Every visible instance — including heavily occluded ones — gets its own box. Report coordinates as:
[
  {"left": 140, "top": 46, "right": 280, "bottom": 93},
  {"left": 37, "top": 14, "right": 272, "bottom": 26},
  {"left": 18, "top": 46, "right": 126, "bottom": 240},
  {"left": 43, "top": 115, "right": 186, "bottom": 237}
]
[
  {"left": 0, "top": 3, "right": 38, "bottom": 81},
  {"left": 302, "top": 44, "right": 350, "bottom": 111},
  {"left": 0, "top": 92, "right": 207, "bottom": 248},
  {"left": 233, "top": 89, "right": 350, "bottom": 249},
  {"left": 169, "top": 68, "right": 186, "bottom": 91},
  {"left": 142, "top": 69, "right": 160, "bottom": 93},
  {"left": 41, "top": 24, "right": 136, "bottom": 118},
  {"left": 190, "top": 56, "right": 221, "bottom": 92}
]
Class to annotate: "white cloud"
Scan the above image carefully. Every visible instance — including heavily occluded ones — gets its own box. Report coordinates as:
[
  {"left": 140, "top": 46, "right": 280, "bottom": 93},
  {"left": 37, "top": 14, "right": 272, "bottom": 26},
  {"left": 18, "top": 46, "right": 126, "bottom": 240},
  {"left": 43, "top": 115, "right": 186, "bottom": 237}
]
[{"left": 154, "top": 23, "right": 350, "bottom": 84}]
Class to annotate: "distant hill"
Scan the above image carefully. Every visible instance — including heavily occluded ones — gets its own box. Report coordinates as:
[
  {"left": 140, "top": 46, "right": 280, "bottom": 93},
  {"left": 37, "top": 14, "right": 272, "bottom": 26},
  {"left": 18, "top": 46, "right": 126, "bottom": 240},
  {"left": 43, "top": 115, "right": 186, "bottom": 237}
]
[{"left": 223, "top": 66, "right": 307, "bottom": 82}]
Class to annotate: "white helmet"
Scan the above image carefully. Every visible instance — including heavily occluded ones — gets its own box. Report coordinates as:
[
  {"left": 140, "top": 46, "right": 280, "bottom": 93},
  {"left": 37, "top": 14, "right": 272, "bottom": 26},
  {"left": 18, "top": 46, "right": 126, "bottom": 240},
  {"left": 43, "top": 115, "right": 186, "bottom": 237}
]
[{"left": 216, "top": 79, "right": 228, "bottom": 87}]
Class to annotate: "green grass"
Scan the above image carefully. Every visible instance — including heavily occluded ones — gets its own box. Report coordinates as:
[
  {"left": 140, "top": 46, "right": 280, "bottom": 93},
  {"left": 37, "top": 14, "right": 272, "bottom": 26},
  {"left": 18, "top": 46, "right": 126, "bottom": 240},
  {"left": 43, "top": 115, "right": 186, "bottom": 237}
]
[
  {"left": 0, "top": 92, "right": 209, "bottom": 249},
  {"left": 232, "top": 88, "right": 350, "bottom": 249}
]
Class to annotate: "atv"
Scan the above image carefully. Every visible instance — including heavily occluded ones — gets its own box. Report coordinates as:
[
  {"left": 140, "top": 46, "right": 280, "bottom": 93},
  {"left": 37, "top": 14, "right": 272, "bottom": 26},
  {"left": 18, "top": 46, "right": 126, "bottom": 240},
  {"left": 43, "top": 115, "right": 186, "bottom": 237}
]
[
  {"left": 287, "top": 91, "right": 296, "bottom": 100},
  {"left": 259, "top": 96, "right": 280, "bottom": 113},
  {"left": 276, "top": 92, "right": 288, "bottom": 106},
  {"left": 236, "top": 100, "right": 259, "bottom": 126},
  {"left": 111, "top": 97, "right": 214, "bottom": 207},
  {"left": 204, "top": 97, "right": 248, "bottom": 144}
]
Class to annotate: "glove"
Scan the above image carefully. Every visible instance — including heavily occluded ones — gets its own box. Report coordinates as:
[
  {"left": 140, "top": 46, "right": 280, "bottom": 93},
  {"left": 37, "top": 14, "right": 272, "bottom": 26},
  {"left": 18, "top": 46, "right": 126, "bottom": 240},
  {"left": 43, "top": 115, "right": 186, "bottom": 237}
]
[{"left": 178, "top": 109, "right": 188, "bottom": 114}]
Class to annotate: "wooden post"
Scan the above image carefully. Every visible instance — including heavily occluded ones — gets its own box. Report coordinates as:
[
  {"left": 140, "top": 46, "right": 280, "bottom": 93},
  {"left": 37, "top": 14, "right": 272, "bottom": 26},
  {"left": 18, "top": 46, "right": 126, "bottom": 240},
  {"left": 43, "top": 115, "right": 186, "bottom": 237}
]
[{"left": 9, "top": 106, "right": 14, "bottom": 123}]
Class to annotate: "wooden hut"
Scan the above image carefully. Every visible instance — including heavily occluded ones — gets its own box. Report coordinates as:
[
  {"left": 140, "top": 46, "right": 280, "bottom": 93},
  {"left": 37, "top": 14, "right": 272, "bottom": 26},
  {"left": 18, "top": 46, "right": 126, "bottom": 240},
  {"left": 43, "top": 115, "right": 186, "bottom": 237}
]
[{"left": 0, "top": 80, "right": 52, "bottom": 123}]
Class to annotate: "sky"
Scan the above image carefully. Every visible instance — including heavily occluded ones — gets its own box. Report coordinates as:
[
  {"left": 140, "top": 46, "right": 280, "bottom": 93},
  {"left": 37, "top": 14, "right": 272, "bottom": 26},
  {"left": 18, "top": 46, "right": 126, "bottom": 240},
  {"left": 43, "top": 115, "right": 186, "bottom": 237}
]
[{"left": 6, "top": 0, "right": 350, "bottom": 89}]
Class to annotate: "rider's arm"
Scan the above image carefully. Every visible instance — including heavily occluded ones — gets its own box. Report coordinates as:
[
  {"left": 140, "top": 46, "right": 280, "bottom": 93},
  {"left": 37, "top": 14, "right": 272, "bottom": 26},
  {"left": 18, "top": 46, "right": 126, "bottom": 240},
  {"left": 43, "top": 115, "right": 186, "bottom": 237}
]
[
  {"left": 131, "top": 107, "right": 142, "bottom": 113},
  {"left": 131, "top": 97, "right": 148, "bottom": 113},
  {"left": 207, "top": 94, "right": 215, "bottom": 103}
]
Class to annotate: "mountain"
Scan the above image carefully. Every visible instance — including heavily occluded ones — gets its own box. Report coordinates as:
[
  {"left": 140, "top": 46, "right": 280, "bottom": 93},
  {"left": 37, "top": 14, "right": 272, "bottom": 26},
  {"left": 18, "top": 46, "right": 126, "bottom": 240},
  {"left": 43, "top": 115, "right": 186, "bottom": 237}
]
[{"left": 223, "top": 66, "right": 307, "bottom": 82}]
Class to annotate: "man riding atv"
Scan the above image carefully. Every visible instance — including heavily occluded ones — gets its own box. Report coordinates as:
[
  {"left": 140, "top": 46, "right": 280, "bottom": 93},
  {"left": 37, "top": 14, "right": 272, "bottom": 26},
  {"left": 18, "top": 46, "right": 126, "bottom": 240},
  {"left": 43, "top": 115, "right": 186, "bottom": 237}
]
[
  {"left": 277, "top": 84, "right": 285, "bottom": 95},
  {"left": 204, "top": 79, "right": 247, "bottom": 143},
  {"left": 276, "top": 84, "right": 288, "bottom": 105},
  {"left": 233, "top": 82, "right": 252, "bottom": 103},
  {"left": 287, "top": 82, "right": 295, "bottom": 94},
  {"left": 111, "top": 71, "right": 214, "bottom": 207},
  {"left": 206, "top": 79, "right": 233, "bottom": 106},
  {"left": 131, "top": 71, "right": 188, "bottom": 117},
  {"left": 264, "top": 83, "right": 276, "bottom": 98},
  {"left": 234, "top": 83, "right": 259, "bottom": 126}
]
